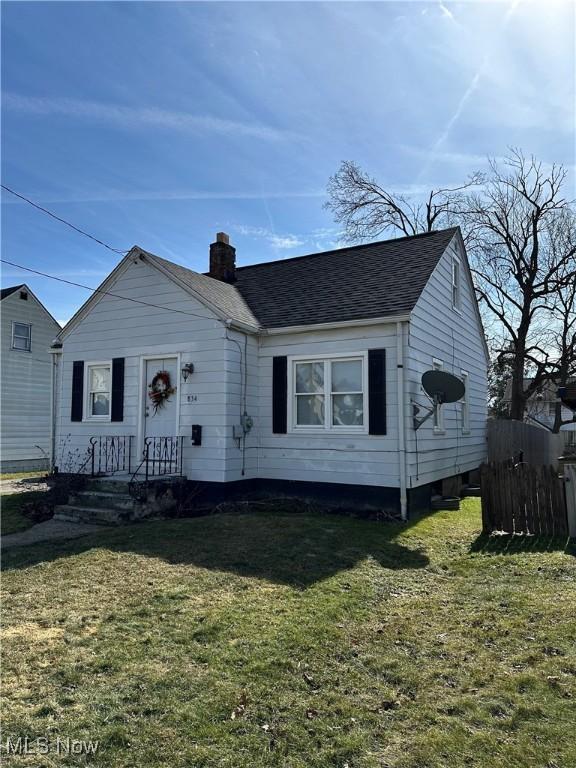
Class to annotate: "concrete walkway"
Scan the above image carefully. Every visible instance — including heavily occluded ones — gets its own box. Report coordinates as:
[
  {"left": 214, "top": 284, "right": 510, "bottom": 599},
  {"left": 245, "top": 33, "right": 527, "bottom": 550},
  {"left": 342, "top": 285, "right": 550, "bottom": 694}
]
[
  {"left": 0, "top": 476, "right": 50, "bottom": 495},
  {"left": 1, "top": 519, "right": 110, "bottom": 550}
]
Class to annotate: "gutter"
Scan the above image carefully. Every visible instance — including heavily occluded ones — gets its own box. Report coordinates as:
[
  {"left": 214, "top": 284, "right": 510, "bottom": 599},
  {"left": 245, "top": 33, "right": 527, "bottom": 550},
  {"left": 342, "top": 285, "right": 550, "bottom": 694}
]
[
  {"left": 396, "top": 320, "right": 408, "bottom": 521},
  {"left": 263, "top": 314, "right": 411, "bottom": 336}
]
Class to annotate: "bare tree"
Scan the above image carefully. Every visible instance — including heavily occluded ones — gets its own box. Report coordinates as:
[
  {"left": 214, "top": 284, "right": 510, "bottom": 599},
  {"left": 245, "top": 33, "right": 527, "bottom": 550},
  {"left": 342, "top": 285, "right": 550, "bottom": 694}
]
[
  {"left": 325, "top": 150, "right": 576, "bottom": 422},
  {"left": 325, "top": 160, "right": 481, "bottom": 242},
  {"left": 466, "top": 152, "right": 576, "bottom": 420},
  {"left": 547, "top": 211, "right": 576, "bottom": 431}
]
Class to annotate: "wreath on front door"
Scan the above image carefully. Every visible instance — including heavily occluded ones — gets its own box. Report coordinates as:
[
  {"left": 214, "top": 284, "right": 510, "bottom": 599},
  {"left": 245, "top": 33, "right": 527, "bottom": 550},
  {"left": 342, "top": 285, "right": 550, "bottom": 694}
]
[{"left": 148, "top": 370, "right": 176, "bottom": 413}]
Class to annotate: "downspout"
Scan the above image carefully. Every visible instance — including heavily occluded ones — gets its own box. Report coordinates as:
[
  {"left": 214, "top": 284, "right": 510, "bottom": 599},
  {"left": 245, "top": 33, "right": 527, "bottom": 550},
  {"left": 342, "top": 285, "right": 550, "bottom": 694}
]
[
  {"left": 396, "top": 321, "right": 408, "bottom": 521},
  {"left": 49, "top": 350, "right": 60, "bottom": 470}
]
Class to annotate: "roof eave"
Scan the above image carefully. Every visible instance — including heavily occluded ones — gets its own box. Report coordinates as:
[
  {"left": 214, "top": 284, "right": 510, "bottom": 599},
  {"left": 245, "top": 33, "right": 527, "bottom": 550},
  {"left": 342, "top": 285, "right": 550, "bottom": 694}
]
[{"left": 262, "top": 313, "right": 411, "bottom": 336}]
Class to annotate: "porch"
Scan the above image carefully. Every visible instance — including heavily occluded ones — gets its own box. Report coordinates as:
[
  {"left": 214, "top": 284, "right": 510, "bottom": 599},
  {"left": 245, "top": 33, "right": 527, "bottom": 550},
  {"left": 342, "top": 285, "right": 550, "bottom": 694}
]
[{"left": 53, "top": 435, "right": 186, "bottom": 525}]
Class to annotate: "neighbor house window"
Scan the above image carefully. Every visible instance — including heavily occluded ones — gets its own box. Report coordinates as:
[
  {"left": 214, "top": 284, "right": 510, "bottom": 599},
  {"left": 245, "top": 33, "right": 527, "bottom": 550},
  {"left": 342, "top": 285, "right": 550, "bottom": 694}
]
[
  {"left": 292, "top": 355, "right": 366, "bottom": 431},
  {"left": 452, "top": 257, "right": 461, "bottom": 309},
  {"left": 461, "top": 371, "right": 470, "bottom": 433},
  {"left": 432, "top": 359, "right": 444, "bottom": 432},
  {"left": 86, "top": 363, "right": 111, "bottom": 419},
  {"left": 11, "top": 322, "right": 31, "bottom": 351}
]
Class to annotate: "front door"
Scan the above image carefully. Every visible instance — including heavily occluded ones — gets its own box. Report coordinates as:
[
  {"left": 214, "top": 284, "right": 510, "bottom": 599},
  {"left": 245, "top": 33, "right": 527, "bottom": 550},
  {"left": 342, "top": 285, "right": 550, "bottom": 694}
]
[{"left": 144, "top": 357, "right": 179, "bottom": 441}]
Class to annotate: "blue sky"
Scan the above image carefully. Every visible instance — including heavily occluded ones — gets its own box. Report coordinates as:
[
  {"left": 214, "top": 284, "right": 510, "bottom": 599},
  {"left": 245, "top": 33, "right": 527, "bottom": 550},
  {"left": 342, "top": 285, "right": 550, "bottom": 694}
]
[{"left": 2, "top": 0, "right": 574, "bottom": 325}]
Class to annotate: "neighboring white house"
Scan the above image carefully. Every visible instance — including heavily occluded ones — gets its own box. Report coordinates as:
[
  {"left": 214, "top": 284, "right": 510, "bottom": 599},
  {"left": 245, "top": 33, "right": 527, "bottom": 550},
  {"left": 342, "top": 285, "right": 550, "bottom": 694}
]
[
  {"left": 1, "top": 284, "right": 61, "bottom": 472},
  {"left": 52, "top": 227, "right": 488, "bottom": 518}
]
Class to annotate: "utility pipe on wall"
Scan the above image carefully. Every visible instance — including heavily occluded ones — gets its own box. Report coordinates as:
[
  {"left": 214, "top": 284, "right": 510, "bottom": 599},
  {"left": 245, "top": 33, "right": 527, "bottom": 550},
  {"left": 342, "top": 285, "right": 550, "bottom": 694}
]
[{"left": 396, "top": 321, "right": 408, "bottom": 521}]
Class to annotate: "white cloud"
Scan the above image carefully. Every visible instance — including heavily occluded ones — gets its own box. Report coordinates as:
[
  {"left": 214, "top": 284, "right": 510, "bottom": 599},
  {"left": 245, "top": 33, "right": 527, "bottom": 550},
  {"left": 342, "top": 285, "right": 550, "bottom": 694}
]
[
  {"left": 3, "top": 93, "right": 297, "bottom": 142},
  {"left": 233, "top": 224, "right": 304, "bottom": 251},
  {"left": 438, "top": 2, "right": 456, "bottom": 23},
  {"left": 269, "top": 234, "right": 305, "bottom": 250},
  {"left": 232, "top": 223, "right": 344, "bottom": 254},
  {"left": 1, "top": 188, "right": 326, "bottom": 205}
]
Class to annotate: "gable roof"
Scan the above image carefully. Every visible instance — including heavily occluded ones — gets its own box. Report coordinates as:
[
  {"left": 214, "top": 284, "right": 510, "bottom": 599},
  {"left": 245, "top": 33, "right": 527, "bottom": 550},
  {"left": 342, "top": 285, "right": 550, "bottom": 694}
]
[
  {"left": 1, "top": 284, "right": 24, "bottom": 301},
  {"left": 233, "top": 228, "right": 458, "bottom": 329},
  {"left": 145, "top": 252, "right": 259, "bottom": 328},
  {"left": 0, "top": 283, "right": 61, "bottom": 328},
  {"left": 61, "top": 228, "right": 461, "bottom": 338}
]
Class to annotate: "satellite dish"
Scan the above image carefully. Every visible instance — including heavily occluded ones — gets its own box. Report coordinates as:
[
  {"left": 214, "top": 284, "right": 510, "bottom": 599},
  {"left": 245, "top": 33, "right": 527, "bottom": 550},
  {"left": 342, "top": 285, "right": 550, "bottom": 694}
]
[
  {"left": 422, "top": 370, "right": 465, "bottom": 404},
  {"left": 558, "top": 384, "right": 576, "bottom": 412}
]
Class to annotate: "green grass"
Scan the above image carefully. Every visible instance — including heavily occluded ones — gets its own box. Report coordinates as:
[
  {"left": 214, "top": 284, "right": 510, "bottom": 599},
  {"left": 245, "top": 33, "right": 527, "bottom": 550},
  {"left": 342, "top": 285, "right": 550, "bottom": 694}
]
[
  {"left": 1, "top": 491, "right": 48, "bottom": 535},
  {"left": 0, "top": 471, "right": 45, "bottom": 481},
  {"left": 2, "top": 500, "right": 575, "bottom": 767}
]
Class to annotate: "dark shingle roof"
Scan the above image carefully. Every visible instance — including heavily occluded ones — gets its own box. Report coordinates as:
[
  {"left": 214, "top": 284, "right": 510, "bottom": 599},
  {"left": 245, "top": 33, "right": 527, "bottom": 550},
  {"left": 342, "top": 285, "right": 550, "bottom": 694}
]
[
  {"left": 0, "top": 285, "right": 24, "bottom": 301},
  {"left": 232, "top": 228, "right": 458, "bottom": 328}
]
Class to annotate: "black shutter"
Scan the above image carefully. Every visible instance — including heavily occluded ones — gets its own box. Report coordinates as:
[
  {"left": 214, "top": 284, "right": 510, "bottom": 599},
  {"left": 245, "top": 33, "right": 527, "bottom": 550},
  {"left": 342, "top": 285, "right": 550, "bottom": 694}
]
[
  {"left": 368, "top": 349, "right": 387, "bottom": 435},
  {"left": 71, "top": 361, "right": 84, "bottom": 422},
  {"left": 272, "top": 356, "right": 288, "bottom": 434},
  {"left": 111, "top": 357, "right": 125, "bottom": 422}
]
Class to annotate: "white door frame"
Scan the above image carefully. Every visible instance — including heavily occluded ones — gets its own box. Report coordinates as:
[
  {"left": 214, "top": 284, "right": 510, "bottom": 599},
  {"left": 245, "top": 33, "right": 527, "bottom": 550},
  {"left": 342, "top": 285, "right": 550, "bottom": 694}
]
[{"left": 136, "top": 354, "right": 181, "bottom": 459}]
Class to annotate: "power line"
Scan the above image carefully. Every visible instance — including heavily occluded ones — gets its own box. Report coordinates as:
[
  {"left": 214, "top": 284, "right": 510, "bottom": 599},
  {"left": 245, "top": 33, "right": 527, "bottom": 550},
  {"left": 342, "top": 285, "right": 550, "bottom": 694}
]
[
  {"left": 1, "top": 184, "right": 129, "bottom": 255},
  {"left": 0, "top": 258, "right": 219, "bottom": 323}
]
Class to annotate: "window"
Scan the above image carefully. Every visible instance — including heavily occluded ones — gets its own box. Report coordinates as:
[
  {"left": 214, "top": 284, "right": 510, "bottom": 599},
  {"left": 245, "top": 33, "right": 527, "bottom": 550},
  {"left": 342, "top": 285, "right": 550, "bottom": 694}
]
[
  {"left": 292, "top": 356, "right": 366, "bottom": 431},
  {"left": 432, "top": 359, "right": 444, "bottom": 432},
  {"left": 461, "top": 371, "right": 470, "bottom": 433},
  {"left": 11, "top": 322, "right": 31, "bottom": 351},
  {"left": 452, "top": 258, "right": 461, "bottom": 309},
  {"left": 86, "top": 363, "right": 111, "bottom": 419},
  {"left": 548, "top": 402, "right": 558, "bottom": 417}
]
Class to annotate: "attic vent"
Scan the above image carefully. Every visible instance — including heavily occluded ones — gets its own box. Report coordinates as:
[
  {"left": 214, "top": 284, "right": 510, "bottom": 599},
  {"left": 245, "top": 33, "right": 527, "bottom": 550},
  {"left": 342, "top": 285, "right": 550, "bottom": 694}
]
[{"left": 19, "top": 291, "right": 28, "bottom": 300}]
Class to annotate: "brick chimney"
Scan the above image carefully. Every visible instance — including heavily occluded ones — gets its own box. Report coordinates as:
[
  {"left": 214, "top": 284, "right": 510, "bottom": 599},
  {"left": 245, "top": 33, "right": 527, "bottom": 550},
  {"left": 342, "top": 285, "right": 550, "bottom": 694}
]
[{"left": 209, "top": 232, "right": 236, "bottom": 282}]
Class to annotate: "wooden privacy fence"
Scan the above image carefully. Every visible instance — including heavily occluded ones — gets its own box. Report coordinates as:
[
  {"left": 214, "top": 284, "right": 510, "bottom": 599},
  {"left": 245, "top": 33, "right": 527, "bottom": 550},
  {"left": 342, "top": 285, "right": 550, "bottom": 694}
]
[
  {"left": 487, "top": 420, "right": 565, "bottom": 468},
  {"left": 481, "top": 461, "right": 570, "bottom": 536}
]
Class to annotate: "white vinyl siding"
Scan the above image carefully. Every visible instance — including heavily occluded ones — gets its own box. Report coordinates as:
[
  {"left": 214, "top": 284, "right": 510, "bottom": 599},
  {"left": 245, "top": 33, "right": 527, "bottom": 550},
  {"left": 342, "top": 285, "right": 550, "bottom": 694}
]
[
  {"left": 405, "top": 234, "right": 488, "bottom": 487},
  {"left": 56, "top": 258, "right": 228, "bottom": 482},
  {"left": 253, "top": 325, "right": 399, "bottom": 487},
  {"left": 461, "top": 370, "right": 470, "bottom": 433},
  {"left": 1, "top": 290, "right": 61, "bottom": 469}
]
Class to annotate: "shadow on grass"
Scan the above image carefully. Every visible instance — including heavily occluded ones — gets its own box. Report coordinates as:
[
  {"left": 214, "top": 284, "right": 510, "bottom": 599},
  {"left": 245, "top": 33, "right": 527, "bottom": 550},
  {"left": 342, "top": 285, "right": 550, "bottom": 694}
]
[
  {"left": 470, "top": 533, "right": 576, "bottom": 556},
  {"left": 1, "top": 511, "right": 429, "bottom": 587}
]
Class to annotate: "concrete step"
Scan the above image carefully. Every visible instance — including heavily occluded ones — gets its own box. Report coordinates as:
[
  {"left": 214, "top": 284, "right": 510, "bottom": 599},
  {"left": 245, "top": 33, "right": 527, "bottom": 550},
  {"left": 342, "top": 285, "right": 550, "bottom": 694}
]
[
  {"left": 70, "top": 490, "right": 138, "bottom": 512},
  {"left": 83, "top": 478, "right": 131, "bottom": 494},
  {"left": 54, "top": 505, "right": 129, "bottom": 525},
  {"left": 83, "top": 474, "right": 182, "bottom": 494}
]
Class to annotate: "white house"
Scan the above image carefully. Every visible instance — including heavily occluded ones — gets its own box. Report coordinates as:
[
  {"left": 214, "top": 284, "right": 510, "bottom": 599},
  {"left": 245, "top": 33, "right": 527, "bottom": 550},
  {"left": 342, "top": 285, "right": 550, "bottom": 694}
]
[
  {"left": 51, "top": 227, "right": 488, "bottom": 518},
  {"left": 1, "top": 284, "right": 61, "bottom": 472}
]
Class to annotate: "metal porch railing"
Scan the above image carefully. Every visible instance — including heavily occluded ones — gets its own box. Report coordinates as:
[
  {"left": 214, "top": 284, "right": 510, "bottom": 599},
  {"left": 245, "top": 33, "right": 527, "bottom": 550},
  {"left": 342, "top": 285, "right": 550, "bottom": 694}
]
[
  {"left": 139, "top": 436, "right": 184, "bottom": 481},
  {"left": 87, "top": 435, "right": 133, "bottom": 477}
]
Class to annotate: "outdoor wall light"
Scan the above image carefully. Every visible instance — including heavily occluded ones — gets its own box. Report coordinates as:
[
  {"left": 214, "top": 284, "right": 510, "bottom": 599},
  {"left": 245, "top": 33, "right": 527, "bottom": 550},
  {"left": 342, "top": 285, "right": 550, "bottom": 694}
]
[{"left": 181, "top": 363, "right": 195, "bottom": 382}]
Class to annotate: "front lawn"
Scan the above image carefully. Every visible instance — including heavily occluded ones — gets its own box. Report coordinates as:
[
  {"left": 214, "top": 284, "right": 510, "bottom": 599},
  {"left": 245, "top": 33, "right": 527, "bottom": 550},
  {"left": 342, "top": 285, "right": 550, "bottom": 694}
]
[
  {"left": 1, "top": 491, "right": 48, "bottom": 535},
  {"left": 2, "top": 500, "right": 575, "bottom": 767}
]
